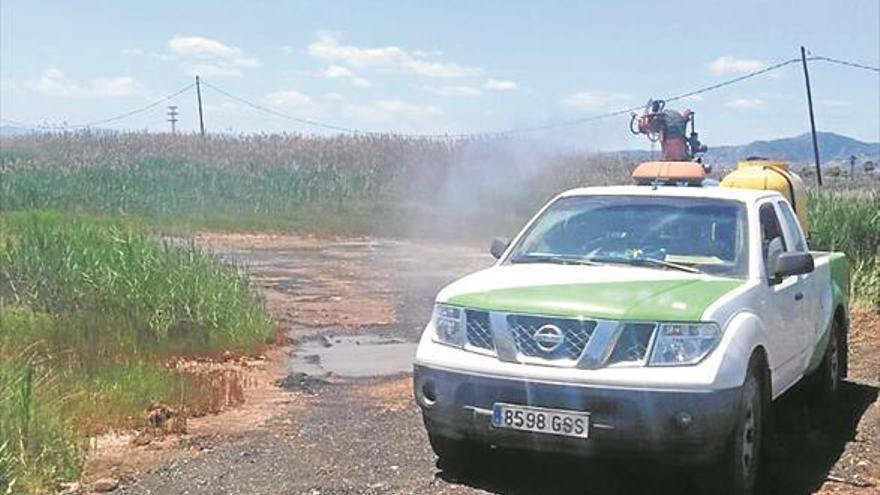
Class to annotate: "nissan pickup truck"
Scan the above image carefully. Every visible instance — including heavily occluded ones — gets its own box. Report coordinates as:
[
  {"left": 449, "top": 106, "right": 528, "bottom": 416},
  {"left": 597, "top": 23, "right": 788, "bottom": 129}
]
[{"left": 413, "top": 185, "right": 849, "bottom": 495}]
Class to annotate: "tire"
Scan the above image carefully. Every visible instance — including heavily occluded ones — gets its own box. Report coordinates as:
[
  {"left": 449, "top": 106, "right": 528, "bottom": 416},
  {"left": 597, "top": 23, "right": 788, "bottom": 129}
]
[
  {"left": 814, "top": 318, "right": 846, "bottom": 402},
  {"left": 718, "top": 361, "right": 766, "bottom": 495}
]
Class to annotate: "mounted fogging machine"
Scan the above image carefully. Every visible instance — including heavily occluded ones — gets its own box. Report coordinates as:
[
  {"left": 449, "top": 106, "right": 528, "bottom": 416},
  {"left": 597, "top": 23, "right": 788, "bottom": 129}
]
[{"left": 627, "top": 98, "right": 810, "bottom": 232}]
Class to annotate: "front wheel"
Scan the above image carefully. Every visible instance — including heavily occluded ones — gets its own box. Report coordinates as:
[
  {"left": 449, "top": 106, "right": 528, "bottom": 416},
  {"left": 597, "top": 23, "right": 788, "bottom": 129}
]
[
  {"left": 718, "top": 363, "right": 765, "bottom": 495},
  {"left": 428, "top": 434, "right": 479, "bottom": 470}
]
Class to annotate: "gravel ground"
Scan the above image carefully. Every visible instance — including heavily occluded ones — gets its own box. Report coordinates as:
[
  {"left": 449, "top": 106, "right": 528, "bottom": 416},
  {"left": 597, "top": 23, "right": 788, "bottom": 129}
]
[{"left": 117, "top": 237, "right": 879, "bottom": 495}]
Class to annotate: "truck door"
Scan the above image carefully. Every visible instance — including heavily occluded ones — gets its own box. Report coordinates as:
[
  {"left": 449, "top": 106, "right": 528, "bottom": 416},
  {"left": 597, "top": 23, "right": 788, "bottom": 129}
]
[
  {"left": 776, "top": 200, "right": 821, "bottom": 365},
  {"left": 756, "top": 201, "right": 808, "bottom": 396}
]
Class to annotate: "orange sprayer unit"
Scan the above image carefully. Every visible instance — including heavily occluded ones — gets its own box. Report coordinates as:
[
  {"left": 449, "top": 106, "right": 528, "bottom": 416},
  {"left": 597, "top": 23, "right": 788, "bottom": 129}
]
[
  {"left": 629, "top": 99, "right": 710, "bottom": 186},
  {"left": 630, "top": 99, "right": 707, "bottom": 162},
  {"left": 627, "top": 99, "right": 810, "bottom": 232}
]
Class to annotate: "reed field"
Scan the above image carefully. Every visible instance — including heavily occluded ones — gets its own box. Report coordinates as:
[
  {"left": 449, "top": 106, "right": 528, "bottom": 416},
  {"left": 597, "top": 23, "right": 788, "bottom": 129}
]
[
  {"left": 0, "top": 131, "right": 878, "bottom": 492},
  {"left": 0, "top": 211, "right": 274, "bottom": 493}
]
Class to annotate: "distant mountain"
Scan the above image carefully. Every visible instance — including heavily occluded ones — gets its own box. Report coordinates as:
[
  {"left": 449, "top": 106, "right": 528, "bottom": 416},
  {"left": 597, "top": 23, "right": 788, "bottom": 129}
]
[
  {"left": 612, "top": 132, "right": 879, "bottom": 167},
  {"left": 706, "top": 132, "right": 879, "bottom": 166},
  {"left": 0, "top": 125, "right": 35, "bottom": 136}
]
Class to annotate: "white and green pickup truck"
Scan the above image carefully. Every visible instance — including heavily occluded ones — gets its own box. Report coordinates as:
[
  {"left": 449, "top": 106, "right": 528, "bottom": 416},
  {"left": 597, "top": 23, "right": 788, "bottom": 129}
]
[{"left": 414, "top": 185, "right": 849, "bottom": 495}]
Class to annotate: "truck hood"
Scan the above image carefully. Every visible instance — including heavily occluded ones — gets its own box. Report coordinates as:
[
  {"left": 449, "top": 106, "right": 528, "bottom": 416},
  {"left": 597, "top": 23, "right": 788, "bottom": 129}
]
[{"left": 438, "top": 264, "right": 743, "bottom": 321}]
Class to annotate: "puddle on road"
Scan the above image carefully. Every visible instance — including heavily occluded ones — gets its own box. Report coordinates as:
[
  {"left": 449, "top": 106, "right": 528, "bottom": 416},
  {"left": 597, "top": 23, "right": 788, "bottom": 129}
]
[{"left": 288, "top": 335, "right": 417, "bottom": 379}]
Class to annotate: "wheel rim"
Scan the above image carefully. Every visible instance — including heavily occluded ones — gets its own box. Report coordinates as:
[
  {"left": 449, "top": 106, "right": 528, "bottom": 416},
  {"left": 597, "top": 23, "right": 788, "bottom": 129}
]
[
  {"left": 741, "top": 398, "right": 757, "bottom": 476},
  {"left": 829, "top": 334, "right": 840, "bottom": 392}
]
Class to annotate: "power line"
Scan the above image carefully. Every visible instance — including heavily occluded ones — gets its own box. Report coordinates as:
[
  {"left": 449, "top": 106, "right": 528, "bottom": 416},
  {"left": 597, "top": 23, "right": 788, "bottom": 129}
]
[
  {"left": 68, "top": 83, "right": 195, "bottom": 129},
  {"left": 200, "top": 81, "right": 364, "bottom": 134},
  {"left": 811, "top": 55, "right": 880, "bottom": 73},
  {"left": 665, "top": 58, "right": 803, "bottom": 103},
  {"left": 2, "top": 52, "right": 875, "bottom": 137},
  {"left": 203, "top": 56, "right": 804, "bottom": 139}
]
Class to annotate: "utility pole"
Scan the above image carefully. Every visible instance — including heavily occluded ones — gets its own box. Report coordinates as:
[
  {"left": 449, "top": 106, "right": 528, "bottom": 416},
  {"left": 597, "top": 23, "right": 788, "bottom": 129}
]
[
  {"left": 195, "top": 75, "right": 205, "bottom": 137},
  {"left": 800, "top": 46, "right": 823, "bottom": 186},
  {"left": 166, "top": 105, "right": 179, "bottom": 134}
]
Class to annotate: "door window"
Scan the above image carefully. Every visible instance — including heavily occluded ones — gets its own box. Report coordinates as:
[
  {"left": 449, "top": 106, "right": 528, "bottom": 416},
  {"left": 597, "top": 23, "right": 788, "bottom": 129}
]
[
  {"left": 777, "top": 201, "right": 807, "bottom": 253},
  {"left": 759, "top": 203, "right": 788, "bottom": 279}
]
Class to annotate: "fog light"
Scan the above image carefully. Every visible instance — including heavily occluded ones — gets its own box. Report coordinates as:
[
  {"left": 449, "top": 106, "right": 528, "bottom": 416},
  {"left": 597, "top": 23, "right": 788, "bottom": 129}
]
[
  {"left": 674, "top": 411, "right": 693, "bottom": 429},
  {"left": 421, "top": 380, "right": 437, "bottom": 406}
]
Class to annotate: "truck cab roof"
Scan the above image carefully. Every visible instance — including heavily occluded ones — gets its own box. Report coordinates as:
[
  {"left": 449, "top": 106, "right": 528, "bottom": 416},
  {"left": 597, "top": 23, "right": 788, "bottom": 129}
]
[{"left": 558, "top": 185, "right": 782, "bottom": 203}]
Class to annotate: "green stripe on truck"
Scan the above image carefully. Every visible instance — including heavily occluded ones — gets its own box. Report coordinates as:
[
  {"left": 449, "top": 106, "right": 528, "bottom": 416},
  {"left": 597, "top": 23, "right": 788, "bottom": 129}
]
[
  {"left": 805, "top": 252, "right": 850, "bottom": 374},
  {"left": 446, "top": 279, "right": 743, "bottom": 321}
]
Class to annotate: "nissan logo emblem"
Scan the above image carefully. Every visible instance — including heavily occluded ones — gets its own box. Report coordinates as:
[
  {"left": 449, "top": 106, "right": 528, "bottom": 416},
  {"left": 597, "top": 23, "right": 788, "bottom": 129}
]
[{"left": 533, "top": 324, "right": 565, "bottom": 353}]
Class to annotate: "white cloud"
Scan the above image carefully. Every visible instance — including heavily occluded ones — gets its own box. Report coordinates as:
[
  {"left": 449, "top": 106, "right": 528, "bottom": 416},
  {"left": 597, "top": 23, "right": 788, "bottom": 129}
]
[
  {"left": 342, "top": 99, "right": 443, "bottom": 122},
  {"left": 308, "top": 33, "right": 479, "bottom": 78},
  {"left": 25, "top": 68, "right": 78, "bottom": 96},
  {"left": 708, "top": 56, "right": 767, "bottom": 76},
  {"left": 91, "top": 76, "right": 137, "bottom": 96},
  {"left": 349, "top": 77, "right": 372, "bottom": 88},
  {"left": 561, "top": 91, "right": 630, "bottom": 111},
  {"left": 169, "top": 35, "right": 241, "bottom": 58},
  {"left": 25, "top": 69, "right": 141, "bottom": 98},
  {"left": 167, "top": 35, "right": 260, "bottom": 76},
  {"left": 423, "top": 85, "right": 481, "bottom": 97},
  {"left": 484, "top": 79, "right": 518, "bottom": 91},
  {"left": 325, "top": 92, "right": 345, "bottom": 101},
  {"left": 319, "top": 64, "right": 372, "bottom": 87},
  {"left": 321, "top": 65, "right": 355, "bottom": 78},
  {"left": 724, "top": 98, "right": 766, "bottom": 109},
  {"left": 266, "top": 89, "right": 315, "bottom": 108}
]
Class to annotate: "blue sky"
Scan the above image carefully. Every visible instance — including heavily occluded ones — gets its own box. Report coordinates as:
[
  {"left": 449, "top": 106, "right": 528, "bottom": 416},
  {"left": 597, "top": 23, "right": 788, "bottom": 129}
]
[{"left": 1, "top": 0, "right": 878, "bottom": 149}]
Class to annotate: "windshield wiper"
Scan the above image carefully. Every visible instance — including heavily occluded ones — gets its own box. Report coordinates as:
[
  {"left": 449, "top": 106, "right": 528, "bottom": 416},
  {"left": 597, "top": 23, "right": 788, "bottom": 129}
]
[
  {"left": 511, "top": 254, "right": 601, "bottom": 266},
  {"left": 589, "top": 256, "right": 703, "bottom": 274}
]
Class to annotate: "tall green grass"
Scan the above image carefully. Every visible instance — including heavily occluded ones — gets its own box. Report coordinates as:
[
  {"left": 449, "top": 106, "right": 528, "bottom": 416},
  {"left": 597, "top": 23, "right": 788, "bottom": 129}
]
[
  {"left": 0, "top": 212, "right": 274, "bottom": 493},
  {"left": 809, "top": 190, "right": 880, "bottom": 309},
  {"left": 0, "top": 133, "right": 636, "bottom": 235},
  {"left": 0, "top": 346, "right": 83, "bottom": 495},
  {"left": 1, "top": 212, "right": 272, "bottom": 349}
]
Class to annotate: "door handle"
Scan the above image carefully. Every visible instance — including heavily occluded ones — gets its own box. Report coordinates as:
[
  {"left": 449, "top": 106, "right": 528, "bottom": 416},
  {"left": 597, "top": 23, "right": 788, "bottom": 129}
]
[{"left": 794, "top": 292, "right": 804, "bottom": 301}]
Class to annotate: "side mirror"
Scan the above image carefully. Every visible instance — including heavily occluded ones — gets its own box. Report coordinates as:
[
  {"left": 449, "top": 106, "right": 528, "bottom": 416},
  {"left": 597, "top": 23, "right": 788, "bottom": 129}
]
[
  {"left": 489, "top": 237, "right": 510, "bottom": 259},
  {"left": 770, "top": 252, "right": 814, "bottom": 283}
]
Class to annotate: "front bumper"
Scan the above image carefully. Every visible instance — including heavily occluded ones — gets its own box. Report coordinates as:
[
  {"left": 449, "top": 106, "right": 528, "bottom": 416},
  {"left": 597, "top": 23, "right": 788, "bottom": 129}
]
[{"left": 414, "top": 365, "right": 741, "bottom": 464}]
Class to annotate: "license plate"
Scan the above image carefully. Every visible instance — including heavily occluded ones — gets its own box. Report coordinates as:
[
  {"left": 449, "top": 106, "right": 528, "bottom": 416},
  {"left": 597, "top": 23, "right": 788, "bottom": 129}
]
[{"left": 492, "top": 403, "right": 590, "bottom": 439}]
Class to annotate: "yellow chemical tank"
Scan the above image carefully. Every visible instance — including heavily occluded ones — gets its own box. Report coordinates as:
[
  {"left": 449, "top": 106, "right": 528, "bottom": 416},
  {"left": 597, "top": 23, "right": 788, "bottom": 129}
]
[{"left": 720, "top": 159, "right": 809, "bottom": 233}]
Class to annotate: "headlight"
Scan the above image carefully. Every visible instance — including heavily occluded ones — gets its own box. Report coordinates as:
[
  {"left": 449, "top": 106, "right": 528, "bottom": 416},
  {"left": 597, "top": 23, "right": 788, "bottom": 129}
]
[
  {"left": 648, "top": 323, "right": 721, "bottom": 366},
  {"left": 432, "top": 304, "right": 465, "bottom": 347}
]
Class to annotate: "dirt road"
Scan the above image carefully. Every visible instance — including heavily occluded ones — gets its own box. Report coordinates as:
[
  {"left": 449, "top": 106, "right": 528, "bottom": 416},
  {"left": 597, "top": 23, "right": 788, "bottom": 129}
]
[{"left": 116, "top": 236, "right": 879, "bottom": 495}]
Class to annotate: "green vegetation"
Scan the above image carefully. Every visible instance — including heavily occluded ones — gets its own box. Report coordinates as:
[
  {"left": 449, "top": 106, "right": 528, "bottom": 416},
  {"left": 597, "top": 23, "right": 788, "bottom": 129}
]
[
  {"left": 0, "top": 212, "right": 273, "bottom": 493},
  {"left": 809, "top": 190, "right": 880, "bottom": 310},
  {"left": 0, "top": 132, "right": 633, "bottom": 236}
]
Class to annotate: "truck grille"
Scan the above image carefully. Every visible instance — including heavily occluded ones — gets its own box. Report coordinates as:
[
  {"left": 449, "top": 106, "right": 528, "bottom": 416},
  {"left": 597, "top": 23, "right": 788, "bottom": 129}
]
[
  {"left": 507, "top": 315, "right": 596, "bottom": 360},
  {"left": 465, "top": 310, "right": 494, "bottom": 350}
]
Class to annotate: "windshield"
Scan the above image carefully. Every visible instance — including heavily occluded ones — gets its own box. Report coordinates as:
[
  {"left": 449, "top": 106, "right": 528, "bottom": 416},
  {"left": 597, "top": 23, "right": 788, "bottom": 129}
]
[{"left": 508, "top": 195, "right": 749, "bottom": 277}]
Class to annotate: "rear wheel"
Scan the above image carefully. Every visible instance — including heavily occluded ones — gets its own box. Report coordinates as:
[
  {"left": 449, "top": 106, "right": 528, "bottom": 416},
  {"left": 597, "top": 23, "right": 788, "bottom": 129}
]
[
  {"left": 814, "top": 318, "right": 846, "bottom": 402},
  {"left": 718, "top": 360, "right": 766, "bottom": 495}
]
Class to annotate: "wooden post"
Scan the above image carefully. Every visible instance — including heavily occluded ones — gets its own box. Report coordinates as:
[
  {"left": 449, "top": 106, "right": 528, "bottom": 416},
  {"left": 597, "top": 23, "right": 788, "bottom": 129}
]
[
  {"left": 800, "top": 46, "right": 822, "bottom": 186},
  {"left": 195, "top": 76, "right": 205, "bottom": 137}
]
